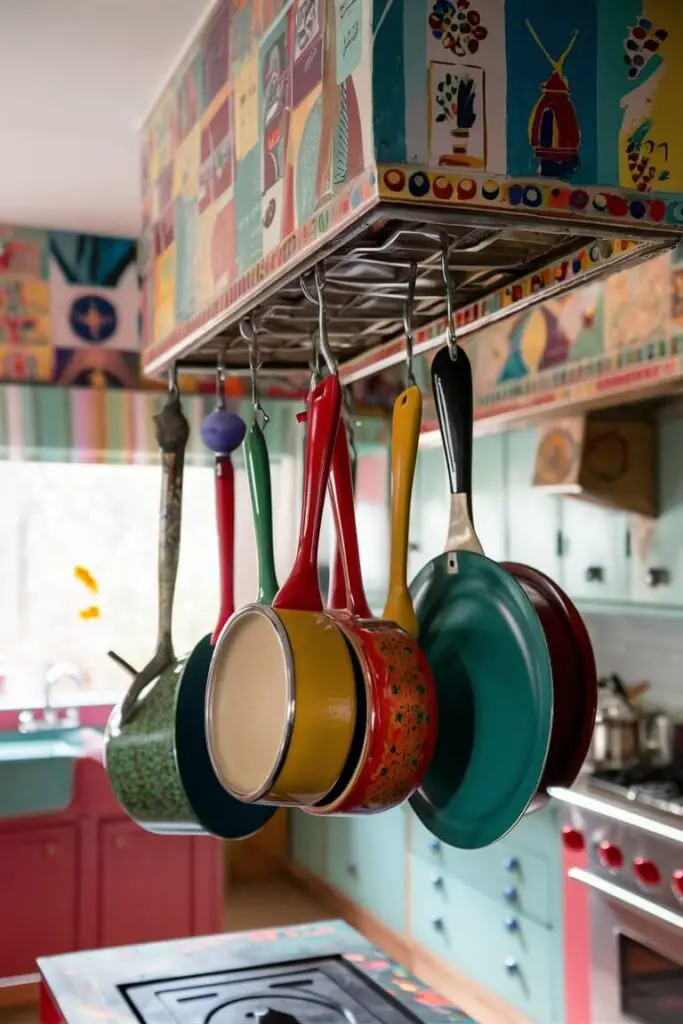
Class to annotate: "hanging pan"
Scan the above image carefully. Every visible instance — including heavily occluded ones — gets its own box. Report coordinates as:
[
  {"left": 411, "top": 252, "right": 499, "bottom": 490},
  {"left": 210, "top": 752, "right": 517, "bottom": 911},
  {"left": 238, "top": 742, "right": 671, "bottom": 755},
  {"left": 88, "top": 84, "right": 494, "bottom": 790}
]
[
  {"left": 205, "top": 270, "right": 358, "bottom": 807},
  {"left": 303, "top": 383, "right": 437, "bottom": 815},
  {"left": 409, "top": 341, "right": 553, "bottom": 849},
  {"left": 502, "top": 561, "right": 597, "bottom": 807},
  {"left": 106, "top": 369, "right": 275, "bottom": 838}
]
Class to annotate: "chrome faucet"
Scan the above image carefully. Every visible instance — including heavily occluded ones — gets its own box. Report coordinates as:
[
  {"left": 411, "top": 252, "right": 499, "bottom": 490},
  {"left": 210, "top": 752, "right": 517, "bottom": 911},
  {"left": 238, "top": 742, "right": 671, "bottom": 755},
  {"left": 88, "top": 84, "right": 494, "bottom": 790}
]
[
  {"left": 44, "top": 662, "right": 84, "bottom": 709},
  {"left": 17, "top": 663, "right": 84, "bottom": 732}
]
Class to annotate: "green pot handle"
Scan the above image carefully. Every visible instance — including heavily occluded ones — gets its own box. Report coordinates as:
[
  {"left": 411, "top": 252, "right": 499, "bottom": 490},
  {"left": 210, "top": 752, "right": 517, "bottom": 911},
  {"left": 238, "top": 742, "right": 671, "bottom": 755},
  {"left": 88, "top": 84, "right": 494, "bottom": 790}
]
[{"left": 244, "top": 417, "right": 279, "bottom": 605}]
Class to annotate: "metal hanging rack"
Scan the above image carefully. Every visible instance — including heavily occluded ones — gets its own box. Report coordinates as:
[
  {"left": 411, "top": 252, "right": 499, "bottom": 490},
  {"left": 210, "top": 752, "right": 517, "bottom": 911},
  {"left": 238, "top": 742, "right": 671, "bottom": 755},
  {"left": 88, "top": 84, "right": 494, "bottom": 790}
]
[{"left": 172, "top": 208, "right": 672, "bottom": 385}]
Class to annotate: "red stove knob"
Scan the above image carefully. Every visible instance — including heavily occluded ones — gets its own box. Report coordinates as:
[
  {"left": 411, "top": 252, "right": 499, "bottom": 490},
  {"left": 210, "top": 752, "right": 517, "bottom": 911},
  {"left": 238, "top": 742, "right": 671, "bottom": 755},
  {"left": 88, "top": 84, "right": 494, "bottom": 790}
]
[
  {"left": 597, "top": 841, "right": 624, "bottom": 871},
  {"left": 634, "top": 858, "right": 661, "bottom": 887},
  {"left": 672, "top": 870, "right": 683, "bottom": 900},
  {"left": 561, "top": 827, "right": 584, "bottom": 851}
]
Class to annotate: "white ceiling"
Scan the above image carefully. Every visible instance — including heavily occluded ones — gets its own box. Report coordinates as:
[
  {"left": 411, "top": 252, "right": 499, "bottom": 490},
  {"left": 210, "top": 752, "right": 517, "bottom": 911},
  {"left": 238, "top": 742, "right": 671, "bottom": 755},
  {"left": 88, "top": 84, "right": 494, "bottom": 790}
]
[{"left": 0, "top": 0, "right": 214, "bottom": 239}]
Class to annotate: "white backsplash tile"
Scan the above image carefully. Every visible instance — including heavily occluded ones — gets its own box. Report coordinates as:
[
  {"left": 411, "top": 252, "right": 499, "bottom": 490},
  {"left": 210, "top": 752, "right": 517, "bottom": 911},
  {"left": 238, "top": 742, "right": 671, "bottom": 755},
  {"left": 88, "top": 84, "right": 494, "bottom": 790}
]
[{"left": 584, "top": 612, "right": 683, "bottom": 714}]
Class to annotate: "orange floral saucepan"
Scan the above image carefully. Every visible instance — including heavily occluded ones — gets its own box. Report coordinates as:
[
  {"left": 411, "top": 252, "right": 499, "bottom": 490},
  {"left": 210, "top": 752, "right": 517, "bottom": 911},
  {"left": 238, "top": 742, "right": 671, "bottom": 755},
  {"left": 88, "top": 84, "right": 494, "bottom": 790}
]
[{"left": 305, "top": 387, "right": 438, "bottom": 815}]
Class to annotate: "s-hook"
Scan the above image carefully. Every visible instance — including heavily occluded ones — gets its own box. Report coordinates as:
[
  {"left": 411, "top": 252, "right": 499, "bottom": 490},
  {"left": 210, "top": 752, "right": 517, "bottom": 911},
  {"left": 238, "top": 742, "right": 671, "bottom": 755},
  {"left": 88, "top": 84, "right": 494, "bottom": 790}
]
[
  {"left": 240, "top": 314, "right": 269, "bottom": 429},
  {"left": 439, "top": 231, "right": 458, "bottom": 360},
  {"left": 214, "top": 357, "right": 226, "bottom": 411},
  {"left": 300, "top": 263, "right": 338, "bottom": 377},
  {"left": 403, "top": 261, "right": 418, "bottom": 388},
  {"left": 168, "top": 363, "right": 180, "bottom": 399}
]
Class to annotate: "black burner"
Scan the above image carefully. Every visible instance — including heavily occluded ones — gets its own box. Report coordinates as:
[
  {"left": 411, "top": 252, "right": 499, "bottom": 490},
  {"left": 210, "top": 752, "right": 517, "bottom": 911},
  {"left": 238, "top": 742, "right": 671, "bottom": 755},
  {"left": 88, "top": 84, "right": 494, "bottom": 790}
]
[{"left": 121, "top": 956, "right": 420, "bottom": 1024}]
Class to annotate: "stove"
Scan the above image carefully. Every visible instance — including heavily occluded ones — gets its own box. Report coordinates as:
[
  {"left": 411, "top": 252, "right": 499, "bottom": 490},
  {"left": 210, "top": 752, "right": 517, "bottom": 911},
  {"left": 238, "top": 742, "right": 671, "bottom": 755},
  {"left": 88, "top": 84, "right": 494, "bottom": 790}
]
[
  {"left": 122, "top": 956, "right": 416, "bottom": 1024},
  {"left": 553, "top": 766, "right": 683, "bottom": 1023}
]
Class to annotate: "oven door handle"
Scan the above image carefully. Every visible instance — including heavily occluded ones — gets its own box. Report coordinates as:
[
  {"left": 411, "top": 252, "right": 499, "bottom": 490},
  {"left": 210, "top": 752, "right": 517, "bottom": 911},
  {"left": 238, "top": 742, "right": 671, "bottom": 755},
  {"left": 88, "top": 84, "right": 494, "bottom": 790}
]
[{"left": 569, "top": 867, "right": 683, "bottom": 931}]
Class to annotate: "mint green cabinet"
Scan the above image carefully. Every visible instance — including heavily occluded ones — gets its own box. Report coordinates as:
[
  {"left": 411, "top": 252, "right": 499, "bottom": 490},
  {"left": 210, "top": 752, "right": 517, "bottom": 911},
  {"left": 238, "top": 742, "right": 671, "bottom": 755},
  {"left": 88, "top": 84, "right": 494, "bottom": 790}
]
[
  {"left": 288, "top": 810, "right": 327, "bottom": 878},
  {"left": 327, "top": 809, "right": 406, "bottom": 934},
  {"left": 560, "top": 499, "right": 629, "bottom": 602},
  {"left": 409, "top": 858, "right": 559, "bottom": 1024},
  {"left": 413, "top": 447, "right": 448, "bottom": 568},
  {"left": 506, "top": 429, "right": 562, "bottom": 580},
  {"left": 472, "top": 434, "right": 506, "bottom": 559},
  {"left": 629, "top": 417, "right": 683, "bottom": 606}
]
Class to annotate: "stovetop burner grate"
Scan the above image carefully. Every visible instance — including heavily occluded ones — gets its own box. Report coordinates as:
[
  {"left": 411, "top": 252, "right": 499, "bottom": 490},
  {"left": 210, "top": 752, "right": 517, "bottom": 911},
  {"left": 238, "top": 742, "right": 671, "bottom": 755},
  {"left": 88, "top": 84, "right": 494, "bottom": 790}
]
[
  {"left": 589, "top": 765, "right": 683, "bottom": 816},
  {"left": 120, "top": 956, "right": 421, "bottom": 1024}
]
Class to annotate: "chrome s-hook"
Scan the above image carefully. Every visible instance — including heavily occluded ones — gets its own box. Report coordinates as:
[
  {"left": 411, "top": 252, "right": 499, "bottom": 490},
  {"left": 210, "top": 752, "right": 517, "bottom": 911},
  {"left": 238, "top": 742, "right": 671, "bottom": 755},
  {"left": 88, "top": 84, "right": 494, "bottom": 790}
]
[
  {"left": 214, "top": 358, "right": 226, "bottom": 411},
  {"left": 313, "top": 262, "right": 338, "bottom": 377},
  {"left": 439, "top": 231, "right": 458, "bottom": 360},
  {"left": 167, "top": 363, "right": 179, "bottom": 399},
  {"left": 239, "top": 314, "right": 269, "bottom": 428},
  {"left": 403, "top": 261, "right": 418, "bottom": 388}
]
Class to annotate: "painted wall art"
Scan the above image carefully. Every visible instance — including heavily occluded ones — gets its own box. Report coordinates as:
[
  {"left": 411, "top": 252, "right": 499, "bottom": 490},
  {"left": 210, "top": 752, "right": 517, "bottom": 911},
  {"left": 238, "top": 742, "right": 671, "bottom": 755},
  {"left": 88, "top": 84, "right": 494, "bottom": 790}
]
[
  {"left": 142, "top": 0, "right": 374, "bottom": 369},
  {"left": 0, "top": 227, "right": 141, "bottom": 388},
  {"left": 141, "top": 0, "right": 683, "bottom": 372}
]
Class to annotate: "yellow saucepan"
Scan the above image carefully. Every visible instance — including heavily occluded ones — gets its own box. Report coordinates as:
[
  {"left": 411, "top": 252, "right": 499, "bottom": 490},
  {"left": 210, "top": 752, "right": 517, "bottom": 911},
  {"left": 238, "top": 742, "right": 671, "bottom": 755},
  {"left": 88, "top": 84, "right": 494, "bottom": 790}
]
[{"left": 205, "top": 374, "right": 358, "bottom": 806}]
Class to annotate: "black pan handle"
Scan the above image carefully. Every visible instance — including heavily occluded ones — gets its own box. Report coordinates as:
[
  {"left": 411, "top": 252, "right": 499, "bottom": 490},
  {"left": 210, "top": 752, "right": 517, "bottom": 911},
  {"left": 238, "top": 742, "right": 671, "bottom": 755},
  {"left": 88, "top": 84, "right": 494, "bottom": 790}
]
[{"left": 431, "top": 345, "right": 474, "bottom": 520}]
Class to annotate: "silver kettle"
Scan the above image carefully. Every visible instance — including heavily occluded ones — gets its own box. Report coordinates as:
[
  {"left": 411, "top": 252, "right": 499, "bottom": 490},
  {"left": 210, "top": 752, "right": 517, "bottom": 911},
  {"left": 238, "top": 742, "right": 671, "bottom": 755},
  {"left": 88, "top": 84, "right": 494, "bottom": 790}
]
[{"left": 588, "top": 675, "right": 640, "bottom": 772}]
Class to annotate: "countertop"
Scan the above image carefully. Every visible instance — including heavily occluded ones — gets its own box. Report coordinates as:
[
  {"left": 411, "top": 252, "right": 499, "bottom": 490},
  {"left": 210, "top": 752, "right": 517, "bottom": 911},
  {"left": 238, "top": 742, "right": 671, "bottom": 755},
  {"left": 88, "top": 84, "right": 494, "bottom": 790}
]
[{"left": 38, "top": 919, "right": 476, "bottom": 1023}]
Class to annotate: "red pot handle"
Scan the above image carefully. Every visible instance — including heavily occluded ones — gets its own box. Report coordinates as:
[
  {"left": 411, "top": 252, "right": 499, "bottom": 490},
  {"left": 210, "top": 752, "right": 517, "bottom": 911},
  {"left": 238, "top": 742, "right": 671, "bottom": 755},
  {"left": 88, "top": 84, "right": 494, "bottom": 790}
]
[
  {"left": 274, "top": 375, "right": 341, "bottom": 611},
  {"left": 212, "top": 454, "right": 235, "bottom": 644},
  {"left": 328, "top": 538, "right": 347, "bottom": 610},
  {"left": 328, "top": 419, "right": 372, "bottom": 619}
]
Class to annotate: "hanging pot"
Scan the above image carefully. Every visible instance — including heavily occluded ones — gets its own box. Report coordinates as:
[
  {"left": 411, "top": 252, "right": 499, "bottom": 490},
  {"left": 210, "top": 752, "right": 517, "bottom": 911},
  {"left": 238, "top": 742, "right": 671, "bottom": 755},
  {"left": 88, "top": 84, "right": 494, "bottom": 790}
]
[
  {"left": 305, "top": 389, "right": 437, "bottom": 814},
  {"left": 205, "top": 373, "right": 358, "bottom": 807}
]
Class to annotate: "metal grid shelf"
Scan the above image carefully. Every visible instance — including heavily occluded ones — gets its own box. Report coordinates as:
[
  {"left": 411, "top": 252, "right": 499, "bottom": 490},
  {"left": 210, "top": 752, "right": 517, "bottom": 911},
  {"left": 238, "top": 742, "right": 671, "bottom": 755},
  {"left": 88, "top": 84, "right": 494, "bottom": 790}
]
[{"left": 175, "top": 203, "right": 677, "bottom": 384}]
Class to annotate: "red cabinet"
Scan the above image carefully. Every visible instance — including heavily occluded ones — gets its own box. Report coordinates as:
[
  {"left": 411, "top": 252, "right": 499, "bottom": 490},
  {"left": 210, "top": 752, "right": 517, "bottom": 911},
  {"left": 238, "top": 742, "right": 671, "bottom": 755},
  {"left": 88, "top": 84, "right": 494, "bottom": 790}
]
[
  {"left": 0, "top": 825, "right": 78, "bottom": 978},
  {"left": 0, "top": 754, "right": 223, "bottom": 984},
  {"left": 99, "top": 821, "right": 195, "bottom": 948}
]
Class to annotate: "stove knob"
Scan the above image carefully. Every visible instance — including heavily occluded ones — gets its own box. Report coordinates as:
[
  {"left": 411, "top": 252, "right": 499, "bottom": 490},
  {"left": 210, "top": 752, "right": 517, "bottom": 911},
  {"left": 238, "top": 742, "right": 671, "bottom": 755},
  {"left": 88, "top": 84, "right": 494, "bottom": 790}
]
[
  {"left": 597, "top": 841, "right": 624, "bottom": 871},
  {"left": 671, "top": 870, "right": 683, "bottom": 901},
  {"left": 561, "top": 827, "right": 585, "bottom": 851},
  {"left": 634, "top": 857, "right": 661, "bottom": 887}
]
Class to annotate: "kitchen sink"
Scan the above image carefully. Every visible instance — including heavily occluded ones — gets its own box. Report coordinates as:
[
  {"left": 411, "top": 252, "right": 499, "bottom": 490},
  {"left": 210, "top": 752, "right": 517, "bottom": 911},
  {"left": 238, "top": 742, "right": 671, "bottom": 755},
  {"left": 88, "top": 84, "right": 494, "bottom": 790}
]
[{"left": 0, "top": 727, "right": 96, "bottom": 819}]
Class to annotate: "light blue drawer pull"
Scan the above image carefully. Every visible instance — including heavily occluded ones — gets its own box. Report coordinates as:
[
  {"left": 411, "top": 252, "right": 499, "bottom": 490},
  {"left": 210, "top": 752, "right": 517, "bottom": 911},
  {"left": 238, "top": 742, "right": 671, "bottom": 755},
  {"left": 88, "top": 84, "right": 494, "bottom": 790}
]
[
  {"left": 431, "top": 915, "right": 445, "bottom": 931},
  {"left": 347, "top": 862, "right": 358, "bottom": 876},
  {"left": 504, "top": 856, "right": 520, "bottom": 872},
  {"left": 504, "top": 957, "right": 519, "bottom": 975},
  {"left": 503, "top": 885, "right": 518, "bottom": 903},
  {"left": 431, "top": 874, "right": 444, "bottom": 889},
  {"left": 429, "top": 838, "right": 442, "bottom": 854},
  {"left": 504, "top": 916, "right": 519, "bottom": 932}
]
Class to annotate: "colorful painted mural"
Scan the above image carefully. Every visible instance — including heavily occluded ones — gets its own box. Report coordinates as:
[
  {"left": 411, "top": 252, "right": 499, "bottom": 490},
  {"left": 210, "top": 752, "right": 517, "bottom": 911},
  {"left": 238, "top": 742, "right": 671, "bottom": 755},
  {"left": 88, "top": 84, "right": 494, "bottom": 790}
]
[
  {"left": 0, "top": 226, "right": 140, "bottom": 387},
  {"left": 141, "top": 0, "right": 683, "bottom": 376},
  {"left": 142, "top": 0, "right": 375, "bottom": 369},
  {"left": 445, "top": 250, "right": 679, "bottom": 423}
]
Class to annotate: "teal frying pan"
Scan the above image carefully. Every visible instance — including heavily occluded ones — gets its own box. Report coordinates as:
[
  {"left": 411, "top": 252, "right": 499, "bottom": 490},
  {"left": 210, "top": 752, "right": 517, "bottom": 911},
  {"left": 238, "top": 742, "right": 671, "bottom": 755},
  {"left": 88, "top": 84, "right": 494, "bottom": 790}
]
[
  {"left": 409, "top": 345, "right": 553, "bottom": 849},
  {"left": 244, "top": 414, "right": 279, "bottom": 605}
]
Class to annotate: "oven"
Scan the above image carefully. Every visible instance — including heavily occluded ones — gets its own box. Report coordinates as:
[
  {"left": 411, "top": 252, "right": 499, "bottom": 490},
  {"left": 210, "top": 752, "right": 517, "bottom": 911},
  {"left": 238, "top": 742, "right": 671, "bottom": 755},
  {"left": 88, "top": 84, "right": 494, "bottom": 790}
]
[{"left": 572, "top": 867, "right": 683, "bottom": 1023}]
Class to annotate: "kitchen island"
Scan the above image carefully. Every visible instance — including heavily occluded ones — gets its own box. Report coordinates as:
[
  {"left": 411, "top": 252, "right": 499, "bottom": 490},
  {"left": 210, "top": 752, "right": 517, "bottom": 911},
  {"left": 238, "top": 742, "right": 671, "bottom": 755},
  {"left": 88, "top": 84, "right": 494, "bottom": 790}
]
[{"left": 38, "top": 919, "right": 475, "bottom": 1024}]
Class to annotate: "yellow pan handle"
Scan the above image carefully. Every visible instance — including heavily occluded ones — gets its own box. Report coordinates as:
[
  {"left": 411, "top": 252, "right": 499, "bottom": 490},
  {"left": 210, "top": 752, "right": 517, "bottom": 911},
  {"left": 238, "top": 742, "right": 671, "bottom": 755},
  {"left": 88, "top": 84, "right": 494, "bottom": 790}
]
[{"left": 383, "top": 385, "right": 422, "bottom": 637}]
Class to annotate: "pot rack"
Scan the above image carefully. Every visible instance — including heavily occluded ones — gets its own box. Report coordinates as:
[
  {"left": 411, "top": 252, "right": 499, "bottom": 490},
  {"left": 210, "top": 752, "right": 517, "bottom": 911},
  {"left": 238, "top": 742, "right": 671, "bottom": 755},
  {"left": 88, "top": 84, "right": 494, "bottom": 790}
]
[{"left": 162, "top": 204, "right": 676, "bottom": 387}]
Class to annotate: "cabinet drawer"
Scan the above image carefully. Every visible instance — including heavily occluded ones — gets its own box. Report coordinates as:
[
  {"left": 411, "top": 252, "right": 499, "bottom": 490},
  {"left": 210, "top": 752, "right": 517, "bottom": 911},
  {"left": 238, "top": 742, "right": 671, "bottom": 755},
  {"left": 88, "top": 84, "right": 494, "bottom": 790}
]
[
  {"left": 289, "top": 811, "right": 327, "bottom": 878},
  {"left": 327, "top": 809, "right": 406, "bottom": 933},
  {"left": 409, "top": 814, "right": 552, "bottom": 926},
  {"left": 409, "top": 857, "right": 557, "bottom": 1024}
]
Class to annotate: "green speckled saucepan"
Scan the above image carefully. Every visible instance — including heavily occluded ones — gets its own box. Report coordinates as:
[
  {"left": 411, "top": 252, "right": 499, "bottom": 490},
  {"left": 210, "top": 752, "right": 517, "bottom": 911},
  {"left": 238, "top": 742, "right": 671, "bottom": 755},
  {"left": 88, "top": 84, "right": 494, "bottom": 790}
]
[
  {"left": 409, "top": 345, "right": 552, "bottom": 850},
  {"left": 105, "top": 391, "right": 274, "bottom": 838}
]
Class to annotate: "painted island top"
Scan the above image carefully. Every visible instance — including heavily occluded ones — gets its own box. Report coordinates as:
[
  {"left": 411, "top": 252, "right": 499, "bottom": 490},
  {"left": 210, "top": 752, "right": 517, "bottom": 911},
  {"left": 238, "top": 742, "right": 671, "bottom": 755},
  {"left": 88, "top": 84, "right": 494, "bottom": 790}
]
[{"left": 38, "top": 918, "right": 475, "bottom": 1023}]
